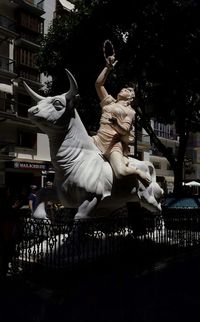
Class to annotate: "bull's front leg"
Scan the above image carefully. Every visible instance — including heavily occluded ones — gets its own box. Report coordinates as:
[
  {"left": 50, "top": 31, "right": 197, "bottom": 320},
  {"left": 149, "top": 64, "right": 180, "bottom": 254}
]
[
  {"left": 32, "top": 187, "right": 59, "bottom": 219},
  {"left": 33, "top": 202, "right": 48, "bottom": 219},
  {"left": 74, "top": 197, "right": 98, "bottom": 220},
  {"left": 64, "top": 197, "right": 98, "bottom": 257}
]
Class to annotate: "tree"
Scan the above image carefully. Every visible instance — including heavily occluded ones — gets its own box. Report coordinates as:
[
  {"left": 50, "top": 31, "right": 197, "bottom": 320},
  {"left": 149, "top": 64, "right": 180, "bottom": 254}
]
[{"left": 37, "top": 0, "right": 200, "bottom": 194}]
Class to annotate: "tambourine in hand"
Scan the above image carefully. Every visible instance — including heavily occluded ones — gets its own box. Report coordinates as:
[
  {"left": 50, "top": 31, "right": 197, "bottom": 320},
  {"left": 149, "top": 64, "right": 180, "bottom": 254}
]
[{"left": 103, "top": 40, "right": 118, "bottom": 69}]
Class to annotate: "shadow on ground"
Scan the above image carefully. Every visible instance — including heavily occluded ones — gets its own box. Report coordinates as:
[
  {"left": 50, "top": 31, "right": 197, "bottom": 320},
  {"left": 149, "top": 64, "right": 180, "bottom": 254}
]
[{"left": 1, "top": 241, "right": 200, "bottom": 322}]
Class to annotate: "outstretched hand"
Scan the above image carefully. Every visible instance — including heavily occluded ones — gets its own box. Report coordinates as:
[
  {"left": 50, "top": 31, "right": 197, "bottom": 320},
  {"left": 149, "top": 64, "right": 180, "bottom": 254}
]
[{"left": 106, "top": 55, "right": 118, "bottom": 69}]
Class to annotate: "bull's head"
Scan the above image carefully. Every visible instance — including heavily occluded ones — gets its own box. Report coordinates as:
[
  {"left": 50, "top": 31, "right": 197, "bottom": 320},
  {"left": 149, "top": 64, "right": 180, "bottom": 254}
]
[{"left": 24, "top": 69, "right": 79, "bottom": 133}]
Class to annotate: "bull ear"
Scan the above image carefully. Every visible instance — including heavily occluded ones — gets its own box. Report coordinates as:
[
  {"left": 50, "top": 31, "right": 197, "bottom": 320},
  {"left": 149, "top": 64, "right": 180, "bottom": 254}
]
[
  {"left": 65, "top": 69, "right": 78, "bottom": 100},
  {"left": 23, "top": 82, "right": 45, "bottom": 102}
]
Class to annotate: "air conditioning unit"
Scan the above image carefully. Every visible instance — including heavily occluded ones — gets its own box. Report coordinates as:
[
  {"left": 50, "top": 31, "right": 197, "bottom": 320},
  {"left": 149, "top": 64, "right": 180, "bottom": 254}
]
[{"left": 8, "top": 151, "right": 17, "bottom": 157}]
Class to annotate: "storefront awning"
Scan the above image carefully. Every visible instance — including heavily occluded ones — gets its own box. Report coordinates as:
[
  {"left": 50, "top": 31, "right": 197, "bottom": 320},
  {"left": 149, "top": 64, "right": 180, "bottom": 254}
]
[
  {"left": 183, "top": 181, "right": 200, "bottom": 187},
  {"left": 163, "top": 197, "right": 200, "bottom": 208}
]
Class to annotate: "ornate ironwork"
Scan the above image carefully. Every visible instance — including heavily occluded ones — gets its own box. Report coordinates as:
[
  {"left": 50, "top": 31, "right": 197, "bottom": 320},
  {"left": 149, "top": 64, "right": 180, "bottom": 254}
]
[{"left": 10, "top": 208, "right": 200, "bottom": 274}]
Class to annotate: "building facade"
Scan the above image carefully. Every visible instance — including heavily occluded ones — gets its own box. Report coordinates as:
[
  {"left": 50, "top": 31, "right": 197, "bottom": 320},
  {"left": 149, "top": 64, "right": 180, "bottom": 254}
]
[
  {"left": 149, "top": 120, "right": 179, "bottom": 193},
  {"left": 185, "top": 132, "right": 200, "bottom": 182},
  {"left": 130, "top": 120, "right": 179, "bottom": 194},
  {"left": 0, "top": 0, "right": 51, "bottom": 194}
]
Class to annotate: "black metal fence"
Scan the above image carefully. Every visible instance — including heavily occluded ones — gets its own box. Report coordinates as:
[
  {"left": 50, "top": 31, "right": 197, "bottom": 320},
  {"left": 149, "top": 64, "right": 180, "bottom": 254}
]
[
  {"left": 10, "top": 207, "right": 200, "bottom": 273},
  {"left": 13, "top": 215, "right": 129, "bottom": 271}
]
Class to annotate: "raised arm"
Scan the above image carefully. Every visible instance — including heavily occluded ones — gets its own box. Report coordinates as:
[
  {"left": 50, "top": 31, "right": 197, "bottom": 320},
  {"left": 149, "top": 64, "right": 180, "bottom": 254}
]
[{"left": 95, "top": 55, "right": 116, "bottom": 102}]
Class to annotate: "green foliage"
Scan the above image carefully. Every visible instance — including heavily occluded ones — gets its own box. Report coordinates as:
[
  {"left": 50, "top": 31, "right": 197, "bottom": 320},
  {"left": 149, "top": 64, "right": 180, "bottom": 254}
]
[{"left": 37, "top": 0, "right": 200, "bottom": 134}]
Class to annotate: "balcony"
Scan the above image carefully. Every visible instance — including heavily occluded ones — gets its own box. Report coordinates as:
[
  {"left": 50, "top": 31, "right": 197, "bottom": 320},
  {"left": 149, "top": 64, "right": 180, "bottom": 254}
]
[
  {"left": 0, "top": 96, "right": 36, "bottom": 126},
  {"left": 0, "top": 15, "right": 18, "bottom": 37},
  {"left": 0, "top": 143, "right": 17, "bottom": 161},
  {"left": 0, "top": 96, "right": 15, "bottom": 113},
  {"left": 0, "top": 55, "right": 17, "bottom": 77},
  {"left": 19, "top": 0, "right": 45, "bottom": 15},
  {"left": 24, "top": 0, "right": 44, "bottom": 9},
  {"left": 15, "top": 33, "right": 42, "bottom": 50},
  {"left": 0, "top": 109, "right": 35, "bottom": 127},
  {"left": 17, "top": 68, "right": 41, "bottom": 84}
]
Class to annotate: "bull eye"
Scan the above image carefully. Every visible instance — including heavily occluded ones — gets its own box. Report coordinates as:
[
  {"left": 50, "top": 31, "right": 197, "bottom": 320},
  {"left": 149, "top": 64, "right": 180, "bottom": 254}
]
[{"left": 53, "top": 99, "right": 64, "bottom": 111}]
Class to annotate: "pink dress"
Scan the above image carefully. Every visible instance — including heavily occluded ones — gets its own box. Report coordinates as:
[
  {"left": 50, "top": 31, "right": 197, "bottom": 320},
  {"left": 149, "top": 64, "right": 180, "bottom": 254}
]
[{"left": 92, "top": 95, "right": 135, "bottom": 158}]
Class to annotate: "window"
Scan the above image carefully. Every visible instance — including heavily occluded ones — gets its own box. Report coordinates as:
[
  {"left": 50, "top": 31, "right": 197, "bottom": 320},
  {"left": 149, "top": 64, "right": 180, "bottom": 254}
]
[
  {"left": 17, "top": 131, "right": 36, "bottom": 149},
  {"left": 19, "top": 11, "right": 43, "bottom": 33},
  {"left": 167, "top": 163, "right": 172, "bottom": 170},
  {"left": 154, "top": 121, "right": 171, "bottom": 139},
  {"left": 18, "top": 48, "right": 36, "bottom": 67},
  {"left": 17, "top": 94, "right": 32, "bottom": 117},
  {"left": 153, "top": 162, "right": 161, "bottom": 169}
]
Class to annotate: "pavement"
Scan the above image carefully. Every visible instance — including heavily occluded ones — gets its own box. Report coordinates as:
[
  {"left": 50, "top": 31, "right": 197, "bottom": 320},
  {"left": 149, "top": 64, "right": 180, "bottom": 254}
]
[{"left": 1, "top": 244, "right": 200, "bottom": 322}]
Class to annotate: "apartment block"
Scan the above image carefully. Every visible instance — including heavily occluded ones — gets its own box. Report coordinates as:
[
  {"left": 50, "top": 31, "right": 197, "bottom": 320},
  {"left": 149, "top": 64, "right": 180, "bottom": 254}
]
[
  {"left": 129, "top": 120, "right": 179, "bottom": 193},
  {"left": 0, "top": 0, "right": 51, "bottom": 194}
]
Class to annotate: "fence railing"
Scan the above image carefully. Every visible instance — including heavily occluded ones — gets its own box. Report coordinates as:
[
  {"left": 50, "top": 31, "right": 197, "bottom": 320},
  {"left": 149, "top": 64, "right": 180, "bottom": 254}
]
[
  {"left": 11, "top": 208, "right": 200, "bottom": 273},
  {"left": 13, "top": 216, "right": 129, "bottom": 271}
]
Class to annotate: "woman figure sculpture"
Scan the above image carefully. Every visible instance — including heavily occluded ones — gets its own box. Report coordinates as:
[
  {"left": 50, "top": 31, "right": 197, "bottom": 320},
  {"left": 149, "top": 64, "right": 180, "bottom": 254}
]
[{"left": 92, "top": 55, "right": 151, "bottom": 187}]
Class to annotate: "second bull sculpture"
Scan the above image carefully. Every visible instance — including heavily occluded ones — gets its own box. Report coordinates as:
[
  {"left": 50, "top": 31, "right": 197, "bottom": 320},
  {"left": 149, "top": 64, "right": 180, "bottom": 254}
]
[{"left": 24, "top": 69, "right": 163, "bottom": 220}]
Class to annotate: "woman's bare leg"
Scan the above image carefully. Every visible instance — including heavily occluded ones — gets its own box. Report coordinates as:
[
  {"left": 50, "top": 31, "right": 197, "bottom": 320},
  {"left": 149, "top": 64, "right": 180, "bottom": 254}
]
[{"left": 109, "top": 151, "right": 151, "bottom": 186}]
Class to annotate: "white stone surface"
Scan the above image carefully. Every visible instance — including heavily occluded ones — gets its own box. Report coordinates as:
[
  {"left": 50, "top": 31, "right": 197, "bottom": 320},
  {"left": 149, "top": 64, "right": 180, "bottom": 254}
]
[{"left": 25, "top": 70, "right": 163, "bottom": 219}]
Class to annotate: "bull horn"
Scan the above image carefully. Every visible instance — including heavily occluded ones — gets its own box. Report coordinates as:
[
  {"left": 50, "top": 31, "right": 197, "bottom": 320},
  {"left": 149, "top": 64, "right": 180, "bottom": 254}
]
[
  {"left": 23, "top": 81, "right": 45, "bottom": 102},
  {"left": 65, "top": 68, "right": 78, "bottom": 100}
]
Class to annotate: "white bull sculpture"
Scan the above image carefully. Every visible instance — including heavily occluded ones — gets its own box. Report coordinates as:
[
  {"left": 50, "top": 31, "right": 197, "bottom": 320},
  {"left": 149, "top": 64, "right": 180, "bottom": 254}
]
[{"left": 24, "top": 69, "right": 163, "bottom": 220}]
